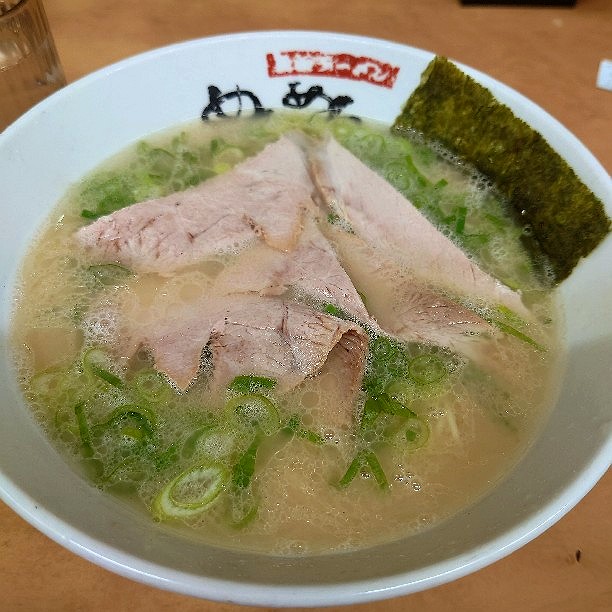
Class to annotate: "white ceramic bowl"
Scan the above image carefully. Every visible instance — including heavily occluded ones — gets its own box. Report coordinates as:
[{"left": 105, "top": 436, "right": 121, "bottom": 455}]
[{"left": 0, "top": 31, "right": 610, "bottom": 607}]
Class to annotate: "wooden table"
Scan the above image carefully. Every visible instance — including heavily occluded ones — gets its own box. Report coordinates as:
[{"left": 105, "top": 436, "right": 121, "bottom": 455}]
[{"left": 1, "top": 1, "right": 610, "bottom": 610}]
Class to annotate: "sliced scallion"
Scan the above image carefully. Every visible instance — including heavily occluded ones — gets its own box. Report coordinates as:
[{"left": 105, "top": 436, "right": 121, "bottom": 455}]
[
  {"left": 231, "top": 435, "right": 262, "bottom": 490},
  {"left": 360, "top": 397, "right": 381, "bottom": 431},
  {"left": 93, "top": 404, "right": 156, "bottom": 440},
  {"left": 225, "top": 393, "right": 280, "bottom": 436},
  {"left": 375, "top": 393, "right": 417, "bottom": 419},
  {"left": 228, "top": 375, "right": 277, "bottom": 395},
  {"left": 490, "top": 320, "right": 546, "bottom": 351},
  {"left": 182, "top": 426, "right": 236, "bottom": 461},
  {"left": 338, "top": 452, "right": 365, "bottom": 489},
  {"left": 338, "top": 450, "right": 389, "bottom": 490},
  {"left": 227, "top": 489, "right": 259, "bottom": 529},
  {"left": 74, "top": 402, "right": 94, "bottom": 458},
  {"left": 153, "top": 461, "right": 229, "bottom": 519},
  {"left": 283, "top": 414, "right": 325, "bottom": 445},
  {"left": 82, "top": 347, "right": 123, "bottom": 388},
  {"left": 152, "top": 443, "right": 179, "bottom": 471},
  {"left": 404, "top": 416, "right": 430, "bottom": 451},
  {"left": 364, "top": 451, "right": 389, "bottom": 490},
  {"left": 131, "top": 369, "right": 173, "bottom": 403},
  {"left": 408, "top": 354, "right": 447, "bottom": 385}
]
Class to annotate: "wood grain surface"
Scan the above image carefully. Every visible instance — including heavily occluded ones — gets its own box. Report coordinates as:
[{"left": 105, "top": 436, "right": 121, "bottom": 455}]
[{"left": 1, "top": 1, "right": 610, "bottom": 610}]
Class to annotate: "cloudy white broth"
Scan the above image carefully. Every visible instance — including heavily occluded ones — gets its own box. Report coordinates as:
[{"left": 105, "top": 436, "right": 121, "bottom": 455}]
[{"left": 11, "top": 113, "right": 563, "bottom": 554}]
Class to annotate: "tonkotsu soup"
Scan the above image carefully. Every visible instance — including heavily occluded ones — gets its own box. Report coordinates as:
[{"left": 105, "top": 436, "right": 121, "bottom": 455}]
[{"left": 11, "top": 113, "right": 563, "bottom": 555}]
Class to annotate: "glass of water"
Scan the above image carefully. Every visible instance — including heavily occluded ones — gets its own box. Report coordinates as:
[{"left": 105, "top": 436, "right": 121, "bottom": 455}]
[{"left": 0, "top": 0, "right": 66, "bottom": 131}]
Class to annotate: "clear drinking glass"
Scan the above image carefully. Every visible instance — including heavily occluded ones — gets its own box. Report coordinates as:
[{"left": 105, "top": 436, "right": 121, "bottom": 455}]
[{"left": 0, "top": 0, "right": 66, "bottom": 131}]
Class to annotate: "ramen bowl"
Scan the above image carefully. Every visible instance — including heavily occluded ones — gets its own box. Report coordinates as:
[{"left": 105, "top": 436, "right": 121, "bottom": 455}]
[{"left": 0, "top": 31, "right": 610, "bottom": 607}]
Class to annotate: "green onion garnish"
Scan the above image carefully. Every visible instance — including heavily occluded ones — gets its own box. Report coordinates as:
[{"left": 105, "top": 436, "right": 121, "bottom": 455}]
[
  {"left": 225, "top": 393, "right": 280, "bottom": 436},
  {"left": 82, "top": 347, "right": 123, "bottom": 388},
  {"left": 231, "top": 435, "right": 262, "bottom": 490},
  {"left": 228, "top": 375, "right": 277, "bottom": 395},
  {"left": 153, "top": 462, "right": 229, "bottom": 519},
  {"left": 408, "top": 354, "right": 447, "bottom": 385}
]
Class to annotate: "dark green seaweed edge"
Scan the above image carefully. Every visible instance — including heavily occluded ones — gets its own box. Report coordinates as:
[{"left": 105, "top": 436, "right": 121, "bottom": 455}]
[{"left": 393, "top": 56, "right": 610, "bottom": 283}]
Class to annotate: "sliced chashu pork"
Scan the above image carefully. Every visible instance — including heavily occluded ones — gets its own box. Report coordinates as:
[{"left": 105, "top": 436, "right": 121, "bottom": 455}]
[
  {"left": 323, "top": 225, "right": 533, "bottom": 386},
  {"left": 310, "top": 137, "right": 528, "bottom": 318},
  {"left": 115, "top": 292, "right": 367, "bottom": 395},
  {"left": 214, "top": 216, "right": 372, "bottom": 324},
  {"left": 76, "top": 136, "right": 313, "bottom": 274},
  {"left": 208, "top": 297, "right": 367, "bottom": 395}
]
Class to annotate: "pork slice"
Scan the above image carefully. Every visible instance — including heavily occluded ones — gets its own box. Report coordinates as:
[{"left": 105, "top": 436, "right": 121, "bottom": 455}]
[
  {"left": 116, "top": 284, "right": 368, "bottom": 394},
  {"left": 323, "top": 227, "right": 531, "bottom": 385},
  {"left": 214, "top": 216, "right": 372, "bottom": 323},
  {"left": 296, "top": 328, "right": 368, "bottom": 432},
  {"left": 209, "top": 298, "right": 369, "bottom": 394},
  {"left": 310, "top": 137, "right": 528, "bottom": 317},
  {"left": 116, "top": 295, "right": 228, "bottom": 390},
  {"left": 76, "top": 136, "right": 313, "bottom": 274}
]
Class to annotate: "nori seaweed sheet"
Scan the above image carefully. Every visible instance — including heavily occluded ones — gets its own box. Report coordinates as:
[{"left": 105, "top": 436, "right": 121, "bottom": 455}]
[{"left": 393, "top": 56, "right": 610, "bottom": 283}]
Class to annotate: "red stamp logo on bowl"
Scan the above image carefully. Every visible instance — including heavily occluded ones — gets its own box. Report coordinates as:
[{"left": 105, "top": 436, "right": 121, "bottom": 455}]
[{"left": 266, "top": 50, "right": 400, "bottom": 89}]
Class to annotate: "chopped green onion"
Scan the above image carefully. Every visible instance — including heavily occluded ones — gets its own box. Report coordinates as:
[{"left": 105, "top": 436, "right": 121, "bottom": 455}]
[
  {"left": 74, "top": 402, "right": 94, "bottom": 458},
  {"left": 404, "top": 417, "right": 430, "bottom": 451},
  {"left": 29, "top": 368, "right": 64, "bottom": 399},
  {"left": 434, "top": 178, "right": 448, "bottom": 189},
  {"left": 146, "top": 148, "right": 176, "bottom": 180},
  {"left": 231, "top": 435, "right": 262, "bottom": 490},
  {"left": 454, "top": 206, "right": 468, "bottom": 235},
  {"left": 363, "top": 336, "right": 413, "bottom": 396},
  {"left": 484, "top": 212, "right": 506, "bottom": 229},
  {"left": 408, "top": 354, "right": 447, "bottom": 385},
  {"left": 81, "top": 209, "right": 101, "bottom": 220},
  {"left": 118, "top": 425, "right": 148, "bottom": 444},
  {"left": 182, "top": 426, "right": 236, "bottom": 460},
  {"left": 461, "top": 233, "right": 490, "bottom": 250},
  {"left": 94, "top": 404, "right": 156, "bottom": 440},
  {"left": 131, "top": 369, "right": 173, "bottom": 403},
  {"left": 338, "top": 452, "right": 365, "bottom": 488},
  {"left": 181, "top": 425, "right": 215, "bottom": 459},
  {"left": 227, "top": 489, "right": 259, "bottom": 529},
  {"left": 283, "top": 414, "right": 325, "bottom": 445},
  {"left": 360, "top": 397, "right": 381, "bottom": 431},
  {"left": 99, "top": 456, "right": 142, "bottom": 484},
  {"left": 209, "top": 138, "right": 225, "bottom": 156},
  {"left": 374, "top": 393, "right": 417, "bottom": 419},
  {"left": 153, "top": 461, "right": 229, "bottom": 519},
  {"left": 361, "top": 394, "right": 416, "bottom": 431},
  {"left": 359, "top": 133, "right": 386, "bottom": 155},
  {"left": 228, "top": 375, "right": 277, "bottom": 395},
  {"left": 212, "top": 145, "right": 244, "bottom": 174},
  {"left": 493, "top": 321, "right": 545, "bottom": 351},
  {"left": 82, "top": 347, "right": 123, "bottom": 388},
  {"left": 323, "top": 303, "right": 345, "bottom": 319},
  {"left": 338, "top": 450, "right": 389, "bottom": 490},
  {"left": 152, "top": 443, "right": 179, "bottom": 471},
  {"left": 404, "top": 154, "right": 430, "bottom": 188},
  {"left": 364, "top": 451, "right": 389, "bottom": 490},
  {"left": 79, "top": 174, "right": 136, "bottom": 220},
  {"left": 225, "top": 393, "right": 280, "bottom": 436},
  {"left": 385, "top": 379, "right": 417, "bottom": 407},
  {"left": 229, "top": 501, "right": 258, "bottom": 529},
  {"left": 482, "top": 306, "right": 546, "bottom": 351},
  {"left": 297, "top": 428, "right": 325, "bottom": 445}
]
